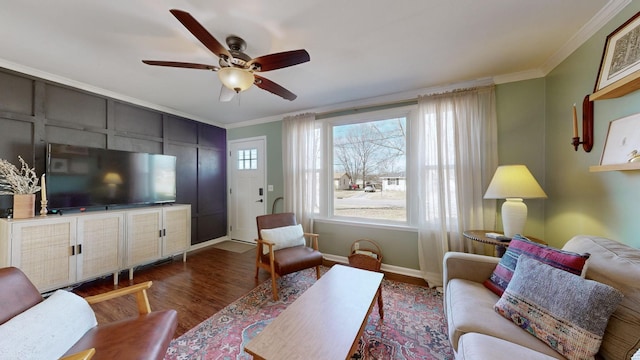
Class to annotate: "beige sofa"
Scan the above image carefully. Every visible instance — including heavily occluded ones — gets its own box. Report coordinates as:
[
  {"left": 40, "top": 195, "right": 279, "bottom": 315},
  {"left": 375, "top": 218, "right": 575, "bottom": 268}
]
[{"left": 443, "top": 235, "right": 640, "bottom": 359}]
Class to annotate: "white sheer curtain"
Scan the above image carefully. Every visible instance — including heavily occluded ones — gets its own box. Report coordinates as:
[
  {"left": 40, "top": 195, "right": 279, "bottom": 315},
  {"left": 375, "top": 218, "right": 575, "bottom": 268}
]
[
  {"left": 409, "top": 86, "right": 498, "bottom": 287},
  {"left": 281, "top": 112, "right": 318, "bottom": 232}
]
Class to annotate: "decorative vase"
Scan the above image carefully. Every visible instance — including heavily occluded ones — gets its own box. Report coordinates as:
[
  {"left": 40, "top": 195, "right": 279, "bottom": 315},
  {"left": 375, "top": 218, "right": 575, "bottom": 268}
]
[{"left": 13, "top": 194, "right": 35, "bottom": 219}]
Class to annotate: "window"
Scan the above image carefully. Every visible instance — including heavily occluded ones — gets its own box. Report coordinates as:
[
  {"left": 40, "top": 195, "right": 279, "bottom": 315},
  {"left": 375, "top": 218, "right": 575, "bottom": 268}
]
[
  {"left": 330, "top": 114, "right": 407, "bottom": 223},
  {"left": 237, "top": 148, "right": 257, "bottom": 170}
]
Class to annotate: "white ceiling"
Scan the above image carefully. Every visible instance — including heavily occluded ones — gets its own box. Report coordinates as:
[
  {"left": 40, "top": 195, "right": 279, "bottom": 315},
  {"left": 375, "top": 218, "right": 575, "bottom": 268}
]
[{"left": 0, "top": 0, "right": 627, "bottom": 127}]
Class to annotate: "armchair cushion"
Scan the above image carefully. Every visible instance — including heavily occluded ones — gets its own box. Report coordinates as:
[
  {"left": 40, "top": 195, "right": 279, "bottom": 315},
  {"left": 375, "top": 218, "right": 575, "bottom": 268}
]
[
  {"left": 260, "top": 224, "right": 305, "bottom": 254},
  {"left": 0, "top": 290, "right": 97, "bottom": 360},
  {"left": 262, "top": 245, "right": 324, "bottom": 275},
  {"left": 495, "top": 255, "right": 623, "bottom": 360}
]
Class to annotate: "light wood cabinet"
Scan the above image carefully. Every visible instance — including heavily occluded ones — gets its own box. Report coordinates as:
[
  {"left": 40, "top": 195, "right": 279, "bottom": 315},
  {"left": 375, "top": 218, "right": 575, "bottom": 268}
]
[
  {"left": 125, "top": 204, "right": 191, "bottom": 279},
  {"left": 0, "top": 204, "right": 190, "bottom": 292},
  {"left": 7, "top": 217, "right": 76, "bottom": 292},
  {"left": 126, "top": 208, "right": 162, "bottom": 269},
  {"left": 163, "top": 205, "right": 190, "bottom": 258},
  {"left": 77, "top": 212, "right": 124, "bottom": 283}
]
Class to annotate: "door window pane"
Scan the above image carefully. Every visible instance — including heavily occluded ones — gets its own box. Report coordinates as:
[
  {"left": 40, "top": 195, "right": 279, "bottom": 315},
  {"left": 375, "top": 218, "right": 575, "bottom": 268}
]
[{"left": 237, "top": 148, "right": 258, "bottom": 170}]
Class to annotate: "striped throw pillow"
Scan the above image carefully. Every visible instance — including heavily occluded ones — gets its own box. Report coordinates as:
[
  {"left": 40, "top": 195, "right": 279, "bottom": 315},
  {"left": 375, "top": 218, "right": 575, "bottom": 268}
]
[{"left": 483, "top": 235, "right": 589, "bottom": 296}]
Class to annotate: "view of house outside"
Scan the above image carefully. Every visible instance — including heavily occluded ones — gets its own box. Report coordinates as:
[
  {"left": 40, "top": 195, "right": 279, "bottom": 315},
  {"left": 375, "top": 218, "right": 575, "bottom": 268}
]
[{"left": 332, "top": 117, "right": 407, "bottom": 222}]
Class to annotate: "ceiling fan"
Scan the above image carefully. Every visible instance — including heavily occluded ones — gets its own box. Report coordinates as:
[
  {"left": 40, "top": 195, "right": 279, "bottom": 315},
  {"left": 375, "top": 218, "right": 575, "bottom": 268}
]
[{"left": 142, "top": 9, "right": 310, "bottom": 101}]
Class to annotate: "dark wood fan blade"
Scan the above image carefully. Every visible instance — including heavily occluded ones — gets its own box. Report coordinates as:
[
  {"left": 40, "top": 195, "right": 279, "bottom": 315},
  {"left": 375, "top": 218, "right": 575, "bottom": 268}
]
[
  {"left": 247, "top": 50, "right": 310, "bottom": 72},
  {"left": 142, "top": 60, "right": 219, "bottom": 71},
  {"left": 254, "top": 75, "right": 297, "bottom": 101},
  {"left": 169, "top": 9, "right": 232, "bottom": 60}
]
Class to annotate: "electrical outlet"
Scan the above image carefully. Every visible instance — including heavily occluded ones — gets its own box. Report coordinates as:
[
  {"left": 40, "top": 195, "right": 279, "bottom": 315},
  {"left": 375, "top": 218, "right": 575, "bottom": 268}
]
[
  {"left": 354, "top": 242, "right": 359, "bottom": 250},
  {"left": 268, "top": 185, "right": 274, "bottom": 191}
]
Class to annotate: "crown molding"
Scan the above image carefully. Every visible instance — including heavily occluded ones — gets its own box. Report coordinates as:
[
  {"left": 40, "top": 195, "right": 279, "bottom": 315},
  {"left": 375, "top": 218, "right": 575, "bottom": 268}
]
[
  {"left": 482, "top": 0, "right": 631, "bottom": 86},
  {"left": 540, "top": 0, "right": 631, "bottom": 75},
  {"left": 0, "top": 58, "right": 224, "bottom": 127},
  {"left": 493, "top": 69, "right": 546, "bottom": 84}
]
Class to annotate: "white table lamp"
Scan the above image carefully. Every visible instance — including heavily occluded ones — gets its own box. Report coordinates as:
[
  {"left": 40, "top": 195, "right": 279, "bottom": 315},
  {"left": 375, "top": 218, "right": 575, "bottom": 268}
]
[{"left": 484, "top": 165, "right": 547, "bottom": 237}]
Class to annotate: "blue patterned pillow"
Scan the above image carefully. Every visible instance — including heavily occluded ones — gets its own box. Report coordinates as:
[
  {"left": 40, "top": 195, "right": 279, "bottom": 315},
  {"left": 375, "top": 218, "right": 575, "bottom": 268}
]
[
  {"left": 494, "top": 255, "right": 623, "bottom": 360},
  {"left": 483, "top": 235, "right": 589, "bottom": 296}
]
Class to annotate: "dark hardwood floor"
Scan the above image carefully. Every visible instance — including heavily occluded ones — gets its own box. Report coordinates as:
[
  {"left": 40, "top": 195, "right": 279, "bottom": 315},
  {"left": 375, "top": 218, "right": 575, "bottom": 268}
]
[
  {"left": 73, "top": 244, "right": 427, "bottom": 338},
  {"left": 73, "top": 245, "right": 269, "bottom": 337}
]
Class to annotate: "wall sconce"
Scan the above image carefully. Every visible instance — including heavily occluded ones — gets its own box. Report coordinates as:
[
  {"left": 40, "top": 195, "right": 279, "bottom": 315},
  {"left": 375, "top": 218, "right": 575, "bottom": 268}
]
[{"left": 572, "top": 95, "right": 594, "bottom": 152}]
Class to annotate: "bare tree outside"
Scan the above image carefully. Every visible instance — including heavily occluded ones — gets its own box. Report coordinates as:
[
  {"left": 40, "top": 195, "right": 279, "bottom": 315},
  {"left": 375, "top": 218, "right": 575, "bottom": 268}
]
[
  {"left": 332, "top": 117, "right": 407, "bottom": 222},
  {"left": 335, "top": 123, "right": 378, "bottom": 188}
]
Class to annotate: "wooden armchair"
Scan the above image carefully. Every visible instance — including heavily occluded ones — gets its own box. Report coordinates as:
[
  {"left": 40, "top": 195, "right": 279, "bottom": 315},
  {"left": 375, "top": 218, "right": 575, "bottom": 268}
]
[
  {"left": 255, "top": 213, "right": 323, "bottom": 300},
  {"left": 0, "top": 266, "right": 177, "bottom": 360}
]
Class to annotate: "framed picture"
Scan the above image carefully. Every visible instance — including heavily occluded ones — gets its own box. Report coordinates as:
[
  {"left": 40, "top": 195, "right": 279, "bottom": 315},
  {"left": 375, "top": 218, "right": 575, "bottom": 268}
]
[
  {"left": 595, "top": 11, "right": 640, "bottom": 92},
  {"left": 600, "top": 112, "right": 640, "bottom": 165}
]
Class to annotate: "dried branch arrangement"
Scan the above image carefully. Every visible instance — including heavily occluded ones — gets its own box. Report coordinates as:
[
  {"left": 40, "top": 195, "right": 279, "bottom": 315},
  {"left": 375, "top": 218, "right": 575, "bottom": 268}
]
[{"left": 0, "top": 156, "right": 41, "bottom": 195}]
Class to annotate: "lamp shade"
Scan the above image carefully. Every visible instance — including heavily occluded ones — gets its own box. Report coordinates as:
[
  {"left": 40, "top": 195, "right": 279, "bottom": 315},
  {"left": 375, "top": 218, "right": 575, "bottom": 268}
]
[
  {"left": 484, "top": 165, "right": 547, "bottom": 237},
  {"left": 218, "top": 67, "right": 255, "bottom": 93},
  {"left": 483, "top": 165, "right": 547, "bottom": 200}
]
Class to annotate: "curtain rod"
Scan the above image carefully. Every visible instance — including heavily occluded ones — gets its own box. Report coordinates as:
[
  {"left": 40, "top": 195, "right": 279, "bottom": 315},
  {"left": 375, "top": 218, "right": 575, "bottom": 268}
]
[
  {"left": 316, "top": 98, "right": 417, "bottom": 120},
  {"left": 315, "top": 84, "right": 494, "bottom": 120}
]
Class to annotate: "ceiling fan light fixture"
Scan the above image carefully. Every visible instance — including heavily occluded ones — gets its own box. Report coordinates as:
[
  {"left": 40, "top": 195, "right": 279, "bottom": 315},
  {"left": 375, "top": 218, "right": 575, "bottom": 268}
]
[{"left": 218, "top": 67, "right": 255, "bottom": 93}]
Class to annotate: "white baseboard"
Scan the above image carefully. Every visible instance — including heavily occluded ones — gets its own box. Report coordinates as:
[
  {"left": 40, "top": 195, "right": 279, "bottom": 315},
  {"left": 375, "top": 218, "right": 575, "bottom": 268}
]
[
  {"left": 190, "top": 241, "right": 425, "bottom": 281},
  {"left": 188, "top": 236, "right": 230, "bottom": 252}
]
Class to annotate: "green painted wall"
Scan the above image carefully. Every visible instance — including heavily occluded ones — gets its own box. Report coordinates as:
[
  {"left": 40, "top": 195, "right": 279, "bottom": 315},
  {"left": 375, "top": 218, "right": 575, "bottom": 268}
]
[
  {"left": 313, "top": 221, "right": 419, "bottom": 268},
  {"left": 544, "top": 2, "right": 640, "bottom": 248},
  {"left": 229, "top": 2, "right": 640, "bottom": 269},
  {"left": 495, "top": 78, "right": 547, "bottom": 239}
]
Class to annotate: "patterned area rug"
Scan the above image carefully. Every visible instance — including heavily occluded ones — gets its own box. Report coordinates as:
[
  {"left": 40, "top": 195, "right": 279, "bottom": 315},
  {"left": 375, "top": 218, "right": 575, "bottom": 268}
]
[{"left": 165, "top": 267, "right": 454, "bottom": 360}]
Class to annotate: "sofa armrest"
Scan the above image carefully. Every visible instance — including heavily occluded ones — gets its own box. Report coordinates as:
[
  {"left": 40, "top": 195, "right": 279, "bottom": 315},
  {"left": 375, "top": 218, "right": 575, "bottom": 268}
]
[
  {"left": 443, "top": 252, "right": 499, "bottom": 289},
  {"left": 84, "top": 281, "right": 153, "bottom": 315},
  {"left": 60, "top": 348, "right": 95, "bottom": 360}
]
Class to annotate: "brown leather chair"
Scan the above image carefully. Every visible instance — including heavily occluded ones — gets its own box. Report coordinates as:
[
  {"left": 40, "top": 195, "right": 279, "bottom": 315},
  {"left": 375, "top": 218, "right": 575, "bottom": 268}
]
[
  {"left": 0, "top": 266, "right": 177, "bottom": 360},
  {"left": 255, "top": 213, "right": 323, "bottom": 300}
]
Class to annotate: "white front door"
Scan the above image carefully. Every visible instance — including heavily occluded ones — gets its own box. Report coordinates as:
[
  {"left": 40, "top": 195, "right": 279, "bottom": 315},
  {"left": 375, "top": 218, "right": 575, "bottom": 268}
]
[{"left": 228, "top": 137, "right": 266, "bottom": 242}]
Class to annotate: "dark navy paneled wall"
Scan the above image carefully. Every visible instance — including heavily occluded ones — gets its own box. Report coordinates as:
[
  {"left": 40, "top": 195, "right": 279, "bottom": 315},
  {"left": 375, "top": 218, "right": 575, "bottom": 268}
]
[{"left": 0, "top": 68, "right": 227, "bottom": 245}]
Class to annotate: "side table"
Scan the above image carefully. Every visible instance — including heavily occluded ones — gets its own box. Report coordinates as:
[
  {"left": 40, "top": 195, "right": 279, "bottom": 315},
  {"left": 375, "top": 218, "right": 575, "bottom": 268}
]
[{"left": 463, "top": 230, "right": 546, "bottom": 257}]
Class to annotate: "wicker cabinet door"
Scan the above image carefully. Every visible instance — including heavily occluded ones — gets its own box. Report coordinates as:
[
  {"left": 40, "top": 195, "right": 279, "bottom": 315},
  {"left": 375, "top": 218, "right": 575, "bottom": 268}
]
[
  {"left": 125, "top": 209, "right": 162, "bottom": 267},
  {"left": 11, "top": 218, "right": 76, "bottom": 292},
  {"left": 162, "top": 205, "right": 190, "bottom": 257},
  {"left": 77, "top": 212, "right": 124, "bottom": 282}
]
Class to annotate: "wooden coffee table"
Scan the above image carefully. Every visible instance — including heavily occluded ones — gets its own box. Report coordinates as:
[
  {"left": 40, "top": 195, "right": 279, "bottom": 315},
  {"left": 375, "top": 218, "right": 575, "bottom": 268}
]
[{"left": 244, "top": 264, "right": 383, "bottom": 360}]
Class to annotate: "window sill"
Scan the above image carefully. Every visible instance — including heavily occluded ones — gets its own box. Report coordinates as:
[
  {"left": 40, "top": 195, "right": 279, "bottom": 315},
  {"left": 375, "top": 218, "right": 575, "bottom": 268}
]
[{"left": 313, "top": 217, "right": 417, "bottom": 232}]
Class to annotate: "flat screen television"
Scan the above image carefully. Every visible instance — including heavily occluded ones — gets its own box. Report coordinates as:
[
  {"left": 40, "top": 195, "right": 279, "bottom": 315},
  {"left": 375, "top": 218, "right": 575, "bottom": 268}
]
[{"left": 46, "top": 143, "right": 176, "bottom": 212}]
